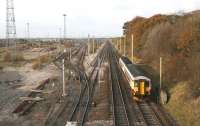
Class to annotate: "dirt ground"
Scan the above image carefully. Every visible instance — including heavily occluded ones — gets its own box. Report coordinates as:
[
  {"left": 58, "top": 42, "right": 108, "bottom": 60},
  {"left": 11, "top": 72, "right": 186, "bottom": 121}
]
[
  {"left": 0, "top": 44, "right": 60, "bottom": 125},
  {"left": 0, "top": 42, "right": 112, "bottom": 126},
  {"left": 0, "top": 63, "right": 60, "bottom": 124}
]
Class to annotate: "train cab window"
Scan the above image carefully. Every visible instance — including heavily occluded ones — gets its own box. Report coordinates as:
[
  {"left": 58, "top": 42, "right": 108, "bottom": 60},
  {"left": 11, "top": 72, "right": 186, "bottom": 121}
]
[{"left": 134, "top": 81, "right": 139, "bottom": 87}]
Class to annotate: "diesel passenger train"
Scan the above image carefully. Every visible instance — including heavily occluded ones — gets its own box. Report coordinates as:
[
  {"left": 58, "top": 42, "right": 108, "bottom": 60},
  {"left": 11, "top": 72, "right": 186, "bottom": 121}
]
[{"left": 119, "top": 56, "right": 151, "bottom": 96}]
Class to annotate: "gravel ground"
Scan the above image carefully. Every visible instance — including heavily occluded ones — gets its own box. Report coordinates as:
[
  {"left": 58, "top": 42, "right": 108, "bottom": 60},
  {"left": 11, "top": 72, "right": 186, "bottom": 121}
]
[
  {"left": 87, "top": 63, "right": 111, "bottom": 121},
  {"left": 85, "top": 120, "right": 113, "bottom": 126}
]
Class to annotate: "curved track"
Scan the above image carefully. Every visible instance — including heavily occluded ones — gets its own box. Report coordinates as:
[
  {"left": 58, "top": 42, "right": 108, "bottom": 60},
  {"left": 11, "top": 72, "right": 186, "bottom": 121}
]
[{"left": 67, "top": 43, "right": 108, "bottom": 126}]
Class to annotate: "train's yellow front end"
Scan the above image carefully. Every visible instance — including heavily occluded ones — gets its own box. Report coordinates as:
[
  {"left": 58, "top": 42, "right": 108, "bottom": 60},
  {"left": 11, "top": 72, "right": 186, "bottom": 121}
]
[
  {"left": 139, "top": 81, "right": 145, "bottom": 95},
  {"left": 131, "top": 80, "right": 151, "bottom": 96}
]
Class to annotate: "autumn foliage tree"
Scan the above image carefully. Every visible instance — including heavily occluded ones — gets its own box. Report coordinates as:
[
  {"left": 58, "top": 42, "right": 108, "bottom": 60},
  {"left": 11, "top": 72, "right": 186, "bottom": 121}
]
[{"left": 122, "top": 11, "right": 200, "bottom": 96}]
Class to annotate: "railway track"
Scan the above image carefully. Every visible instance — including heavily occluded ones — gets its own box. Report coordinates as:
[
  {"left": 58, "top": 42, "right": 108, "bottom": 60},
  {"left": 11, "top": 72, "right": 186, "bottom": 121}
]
[
  {"left": 137, "top": 101, "right": 161, "bottom": 126},
  {"left": 67, "top": 71, "right": 90, "bottom": 125},
  {"left": 83, "top": 44, "right": 109, "bottom": 122},
  {"left": 47, "top": 43, "right": 106, "bottom": 126},
  {"left": 110, "top": 45, "right": 148, "bottom": 126},
  {"left": 109, "top": 42, "right": 178, "bottom": 126},
  {"left": 108, "top": 46, "right": 130, "bottom": 126},
  {"left": 66, "top": 43, "right": 108, "bottom": 126},
  {"left": 44, "top": 45, "right": 88, "bottom": 126}
]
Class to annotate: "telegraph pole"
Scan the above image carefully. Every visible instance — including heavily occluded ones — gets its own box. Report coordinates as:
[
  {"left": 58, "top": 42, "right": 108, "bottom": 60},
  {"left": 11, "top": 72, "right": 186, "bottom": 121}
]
[{"left": 131, "top": 34, "right": 134, "bottom": 62}]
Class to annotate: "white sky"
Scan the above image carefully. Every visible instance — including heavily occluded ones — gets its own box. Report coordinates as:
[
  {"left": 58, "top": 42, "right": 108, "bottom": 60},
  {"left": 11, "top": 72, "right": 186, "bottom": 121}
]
[{"left": 0, "top": 0, "right": 199, "bottom": 38}]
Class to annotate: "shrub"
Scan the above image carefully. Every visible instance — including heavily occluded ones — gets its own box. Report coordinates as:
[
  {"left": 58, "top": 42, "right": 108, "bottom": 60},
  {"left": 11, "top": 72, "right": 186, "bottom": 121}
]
[
  {"left": 3, "top": 51, "right": 25, "bottom": 62},
  {"left": 32, "top": 60, "right": 40, "bottom": 70},
  {"left": 32, "top": 54, "right": 50, "bottom": 70},
  {"left": 3, "top": 51, "right": 11, "bottom": 62},
  {"left": 14, "top": 54, "right": 25, "bottom": 62},
  {"left": 0, "top": 66, "right": 3, "bottom": 71},
  {"left": 40, "top": 54, "right": 50, "bottom": 63}
]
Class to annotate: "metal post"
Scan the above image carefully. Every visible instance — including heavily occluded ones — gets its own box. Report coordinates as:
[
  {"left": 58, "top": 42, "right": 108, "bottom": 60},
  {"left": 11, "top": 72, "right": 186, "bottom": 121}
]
[
  {"left": 120, "top": 37, "right": 122, "bottom": 53},
  {"left": 131, "top": 34, "right": 134, "bottom": 62},
  {"left": 63, "top": 14, "right": 66, "bottom": 39},
  {"left": 124, "top": 35, "right": 126, "bottom": 56},
  {"left": 88, "top": 34, "right": 90, "bottom": 55},
  {"left": 59, "top": 28, "right": 62, "bottom": 52},
  {"left": 93, "top": 37, "right": 95, "bottom": 54},
  {"left": 14, "top": 37, "right": 16, "bottom": 62},
  {"left": 70, "top": 48, "right": 71, "bottom": 61},
  {"left": 117, "top": 39, "right": 118, "bottom": 50},
  {"left": 27, "top": 23, "right": 30, "bottom": 40},
  {"left": 98, "top": 57, "right": 101, "bottom": 98},
  {"left": 62, "top": 49, "right": 67, "bottom": 96},
  {"left": 39, "top": 41, "right": 41, "bottom": 68}
]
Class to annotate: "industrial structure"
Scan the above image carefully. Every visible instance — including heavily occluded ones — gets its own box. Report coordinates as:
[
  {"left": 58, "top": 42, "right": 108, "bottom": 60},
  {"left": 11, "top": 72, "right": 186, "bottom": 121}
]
[{"left": 6, "top": 0, "right": 16, "bottom": 46}]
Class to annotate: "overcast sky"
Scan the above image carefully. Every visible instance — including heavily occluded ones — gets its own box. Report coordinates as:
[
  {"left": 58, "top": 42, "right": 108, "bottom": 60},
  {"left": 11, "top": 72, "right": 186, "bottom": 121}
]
[{"left": 0, "top": 0, "right": 199, "bottom": 38}]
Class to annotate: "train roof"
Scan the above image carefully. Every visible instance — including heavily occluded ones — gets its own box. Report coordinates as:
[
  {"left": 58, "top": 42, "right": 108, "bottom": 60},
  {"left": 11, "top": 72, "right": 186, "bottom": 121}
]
[
  {"left": 120, "top": 56, "right": 151, "bottom": 81},
  {"left": 127, "top": 64, "right": 150, "bottom": 81},
  {"left": 120, "top": 56, "right": 132, "bottom": 64},
  {"left": 127, "top": 64, "right": 145, "bottom": 76}
]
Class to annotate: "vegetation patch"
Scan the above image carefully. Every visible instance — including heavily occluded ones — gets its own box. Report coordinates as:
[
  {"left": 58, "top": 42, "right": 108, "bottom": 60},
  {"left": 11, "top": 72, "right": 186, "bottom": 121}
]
[
  {"left": 164, "top": 82, "right": 200, "bottom": 126},
  {"left": 0, "top": 65, "right": 3, "bottom": 71},
  {"left": 32, "top": 54, "right": 51, "bottom": 70},
  {"left": 3, "top": 51, "right": 12, "bottom": 62}
]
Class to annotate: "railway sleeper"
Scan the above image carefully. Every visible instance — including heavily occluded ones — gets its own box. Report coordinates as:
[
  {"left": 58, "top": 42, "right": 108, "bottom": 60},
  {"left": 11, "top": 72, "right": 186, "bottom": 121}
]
[{"left": 139, "top": 102, "right": 161, "bottom": 126}]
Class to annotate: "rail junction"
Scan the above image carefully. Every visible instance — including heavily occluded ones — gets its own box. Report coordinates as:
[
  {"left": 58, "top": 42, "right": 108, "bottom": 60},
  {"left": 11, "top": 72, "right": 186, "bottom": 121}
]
[{"left": 8, "top": 41, "right": 178, "bottom": 126}]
